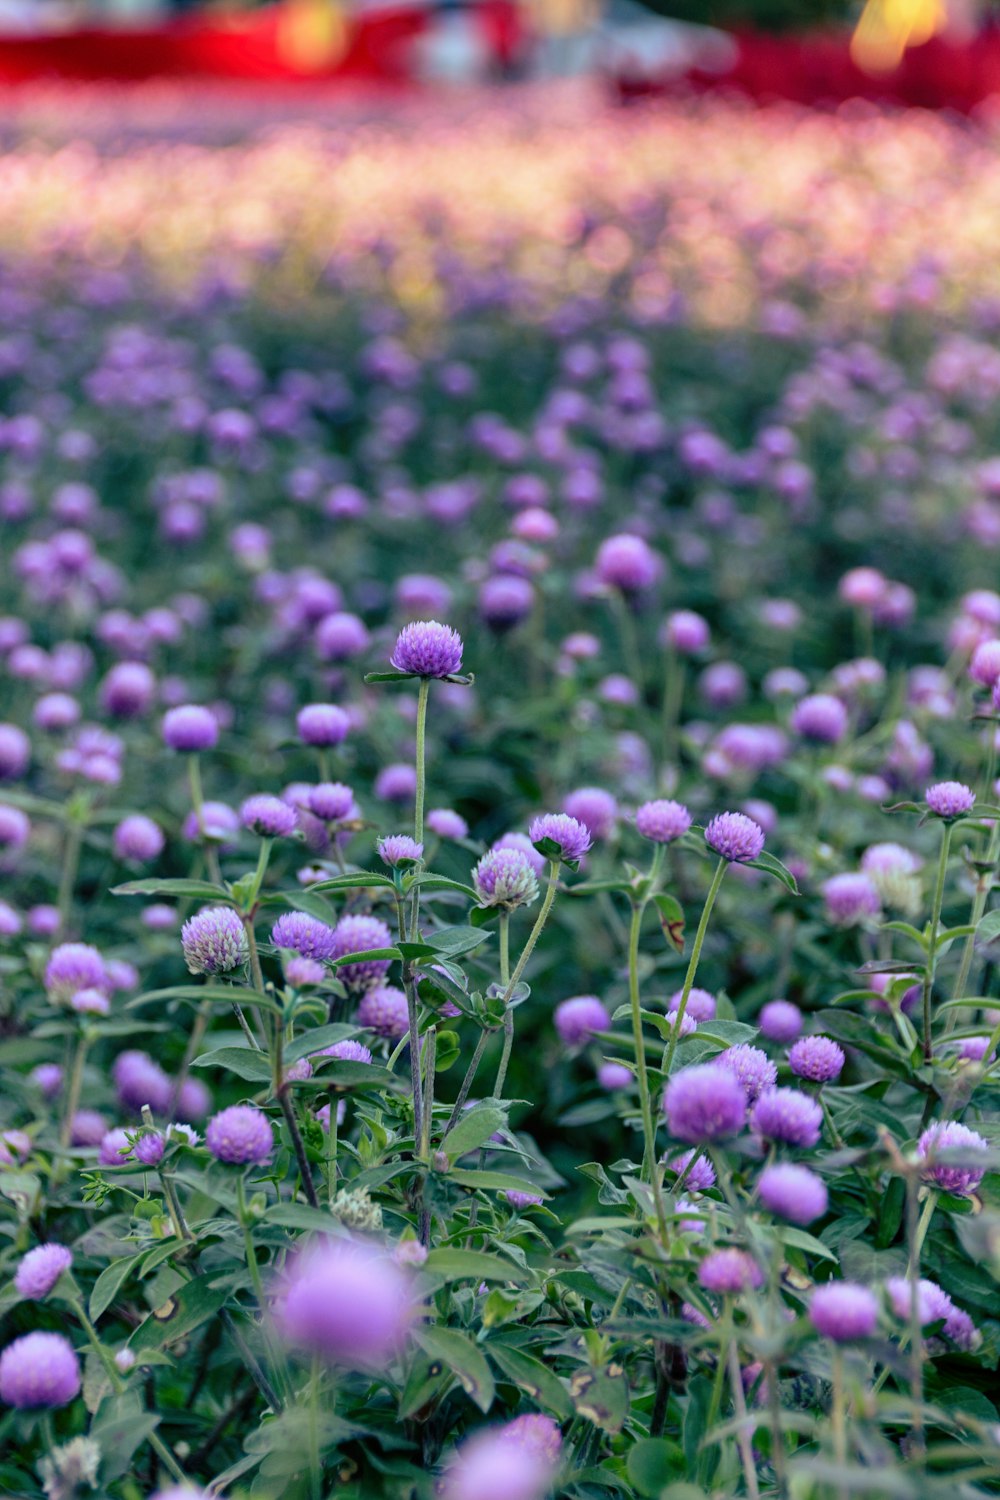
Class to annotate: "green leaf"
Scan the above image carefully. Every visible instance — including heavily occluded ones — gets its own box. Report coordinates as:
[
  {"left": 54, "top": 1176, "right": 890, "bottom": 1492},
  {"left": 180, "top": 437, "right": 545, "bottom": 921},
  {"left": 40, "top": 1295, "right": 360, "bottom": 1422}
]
[
  {"left": 569, "top": 1365, "right": 629, "bottom": 1433},
  {"left": 284, "top": 1023, "right": 360, "bottom": 1064},
  {"left": 127, "top": 983, "right": 280, "bottom": 1013},
  {"left": 489, "top": 1343, "right": 573, "bottom": 1419},
  {"left": 90, "top": 1394, "right": 162, "bottom": 1483},
  {"left": 744, "top": 851, "right": 799, "bottom": 894},
  {"left": 443, "top": 1104, "right": 507, "bottom": 1160},
  {"left": 778, "top": 1226, "right": 838, "bottom": 1263},
  {"left": 977, "top": 910, "right": 1000, "bottom": 946},
  {"left": 627, "top": 1437, "right": 684, "bottom": 1496},
  {"left": 129, "top": 1273, "right": 232, "bottom": 1352},
  {"left": 306, "top": 872, "right": 397, "bottom": 894},
  {"left": 415, "top": 1326, "right": 495, "bottom": 1412},
  {"left": 423, "top": 1248, "right": 528, "bottom": 1286},
  {"left": 191, "top": 1046, "right": 272, "bottom": 1082},
  {"left": 418, "top": 925, "right": 492, "bottom": 959},
  {"left": 653, "top": 892, "right": 685, "bottom": 953},
  {"left": 407, "top": 874, "right": 478, "bottom": 901},
  {"left": 445, "top": 1168, "right": 549, "bottom": 1199},
  {"left": 112, "top": 878, "right": 231, "bottom": 901},
  {"left": 90, "top": 1256, "right": 140, "bottom": 1322},
  {"left": 329, "top": 946, "right": 402, "bottom": 969},
  {"left": 364, "top": 670, "right": 417, "bottom": 683}
]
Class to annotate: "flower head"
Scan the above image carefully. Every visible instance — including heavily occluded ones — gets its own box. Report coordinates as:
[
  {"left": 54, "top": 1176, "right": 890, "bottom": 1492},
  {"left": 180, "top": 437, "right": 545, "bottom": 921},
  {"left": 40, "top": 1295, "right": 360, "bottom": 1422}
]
[
  {"left": 668, "top": 987, "right": 716, "bottom": 1022},
  {"left": 308, "top": 782, "right": 357, "bottom": 822},
  {"left": 528, "top": 813, "right": 591, "bottom": 864},
  {"left": 562, "top": 787, "right": 617, "bottom": 840},
  {"left": 635, "top": 798, "right": 692, "bottom": 844},
  {"left": 750, "top": 1088, "right": 822, "bottom": 1148},
  {"left": 113, "top": 814, "right": 165, "bottom": 863},
  {"left": 664, "top": 1149, "right": 716, "bottom": 1192},
  {"left": 663, "top": 1064, "right": 747, "bottom": 1144},
  {"left": 822, "top": 873, "right": 881, "bottom": 927},
  {"left": 297, "top": 703, "right": 350, "bottom": 747},
  {"left": 0, "top": 1332, "right": 81, "bottom": 1408},
  {"left": 473, "top": 848, "right": 539, "bottom": 910},
  {"left": 427, "top": 808, "right": 468, "bottom": 840},
  {"left": 791, "top": 693, "right": 849, "bottom": 744},
  {"left": 789, "top": 1035, "right": 845, "bottom": 1083},
  {"left": 356, "top": 985, "right": 409, "bottom": 1039},
  {"left": 377, "top": 835, "right": 423, "bottom": 867},
  {"left": 205, "top": 1105, "right": 273, "bottom": 1166},
  {"left": 554, "top": 995, "right": 611, "bottom": 1047},
  {"left": 271, "top": 911, "right": 338, "bottom": 962},
  {"left": 704, "top": 812, "right": 765, "bottom": 863},
  {"left": 917, "top": 1120, "right": 989, "bottom": 1196},
  {"left": 330, "top": 914, "right": 394, "bottom": 991},
  {"left": 276, "top": 1239, "right": 413, "bottom": 1368},
  {"left": 113, "top": 1051, "right": 172, "bottom": 1114},
  {"left": 717, "top": 1044, "right": 777, "bottom": 1102},
  {"left": 758, "top": 999, "right": 803, "bottom": 1043},
  {"left": 390, "top": 620, "right": 463, "bottom": 678},
  {"left": 810, "top": 1282, "right": 879, "bottom": 1342},
  {"left": 241, "top": 794, "right": 298, "bottom": 838},
  {"left": 925, "top": 781, "right": 976, "bottom": 819},
  {"left": 162, "top": 704, "right": 218, "bottom": 752},
  {"left": 758, "top": 1163, "right": 828, "bottom": 1224},
  {"left": 595, "top": 532, "right": 661, "bottom": 593},
  {"left": 45, "top": 943, "right": 109, "bottom": 1003},
  {"left": 698, "top": 1249, "right": 763, "bottom": 1294},
  {"left": 441, "top": 1415, "right": 560, "bottom": 1500},
  {"left": 181, "top": 906, "right": 249, "bottom": 976},
  {"left": 15, "top": 1243, "right": 73, "bottom": 1299}
]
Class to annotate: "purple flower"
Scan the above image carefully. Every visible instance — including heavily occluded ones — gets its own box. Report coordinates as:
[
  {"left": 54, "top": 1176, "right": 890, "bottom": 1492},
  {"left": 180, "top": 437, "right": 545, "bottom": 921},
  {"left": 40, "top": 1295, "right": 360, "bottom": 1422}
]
[
  {"left": 308, "top": 782, "right": 357, "bottom": 822},
  {"left": 758, "top": 1000, "right": 803, "bottom": 1044},
  {"left": 284, "top": 956, "right": 326, "bottom": 988},
  {"left": 133, "top": 1132, "right": 165, "bottom": 1167},
  {"left": 925, "top": 781, "right": 976, "bottom": 819},
  {"left": 528, "top": 812, "right": 591, "bottom": 864},
  {"left": 791, "top": 693, "right": 849, "bottom": 744},
  {"left": 99, "top": 1128, "right": 133, "bottom": 1167},
  {"left": 663, "top": 610, "right": 710, "bottom": 655},
  {"left": 0, "top": 1332, "right": 81, "bottom": 1408},
  {"left": 271, "top": 911, "right": 339, "bottom": 962},
  {"left": 378, "top": 835, "right": 423, "bottom": 867},
  {"left": 331, "top": 914, "right": 394, "bottom": 991},
  {"left": 276, "top": 1239, "right": 413, "bottom": 1368},
  {"left": 390, "top": 620, "right": 463, "bottom": 678},
  {"left": 810, "top": 1282, "right": 879, "bottom": 1341},
  {"left": 297, "top": 703, "right": 350, "bottom": 747},
  {"left": 595, "top": 532, "right": 661, "bottom": 593},
  {"left": 597, "top": 1062, "right": 633, "bottom": 1090},
  {"left": 663, "top": 1064, "right": 747, "bottom": 1144},
  {"left": 668, "top": 987, "right": 716, "bottom": 1022},
  {"left": 441, "top": 1419, "right": 559, "bottom": 1500},
  {"left": 480, "top": 574, "right": 535, "bottom": 631},
  {"left": 717, "top": 1044, "right": 777, "bottom": 1102},
  {"left": 15, "top": 1243, "right": 73, "bottom": 1299},
  {"left": 316, "top": 611, "right": 370, "bottom": 662},
  {"left": 100, "top": 661, "right": 156, "bottom": 718},
  {"left": 758, "top": 1163, "right": 828, "bottom": 1224},
  {"left": 162, "top": 704, "right": 219, "bottom": 752},
  {"left": 750, "top": 1088, "right": 822, "bottom": 1148},
  {"left": 664, "top": 1149, "right": 716, "bottom": 1192},
  {"left": 183, "top": 801, "right": 239, "bottom": 846},
  {"left": 426, "top": 808, "right": 468, "bottom": 840},
  {"left": 205, "top": 1105, "right": 273, "bottom": 1166},
  {"left": 554, "top": 995, "right": 612, "bottom": 1046},
  {"left": 320, "top": 1039, "right": 374, "bottom": 1065},
  {"left": 45, "top": 943, "right": 109, "bottom": 1003},
  {"left": 375, "top": 764, "right": 417, "bottom": 803},
  {"left": 917, "top": 1120, "right": 989, "bottom": 1196},
  {"left": 181, "top": 906, "right": 248, "bottom": 975},
  {"left": 884, "top": 1276, "right": 954, "bottom": 1326},
  {"left": 70, "top": 1109, "right": 108, "bottom": 1146},
  {"left": 32, "top": 1063, "right": 63, "bottom": 1098},
  {"left": 704, "top": 812, "right": 765, "bottom": 863},
  {"left": 635, "top": 798, "right": 692, "bottom": 844},
  {"left": 969, "top": 638, "right": 1000, "bottom": 687},
  {"left": 113, "top": 1051, "right": 172, "bottom": 1114},
  {"left": 789, "top": 1036, "right": 845, "bottom": 1083},
  {"left": 113, "top": 814, "right": 164, "bottom": 863},
  {"left": 241, "top": 795, "right": 298, "bottom": 838},
  {"left": 357, "top": 985, "right": 409, "bottom": 1039},
  {"left": 822, "top": 873, "right": 881, "bottom": 927},
  {"left": 492, "top": 832, "right": 547, "bottom": 877},
  {"left": 698, "top": 1249, "right": 763, "bottom": 1294},
  {"left": 473, "top": 848, "right": 539, "bottom": 910},
  {"left": 562, "top": 787, "right": 617, "bottom": 840},
  {"left": 0, "top": 723, "right": 30, "bottom": 779},
  {"left": 506, "top": 1189, "right": 544, "bottom": 1210},
  {"left": 70, "top": 987, "right": 109, "bottom": 1016}
]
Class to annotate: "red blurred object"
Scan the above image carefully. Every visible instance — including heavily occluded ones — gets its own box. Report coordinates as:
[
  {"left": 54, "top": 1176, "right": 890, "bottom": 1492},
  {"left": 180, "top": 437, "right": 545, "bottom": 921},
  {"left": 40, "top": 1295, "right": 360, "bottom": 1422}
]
[
  {"left": 615, "top": 27, "right": 1000, "bottom": 112},
  {"left": 0, "top": 3, "right": 521, "bottom": 83}
]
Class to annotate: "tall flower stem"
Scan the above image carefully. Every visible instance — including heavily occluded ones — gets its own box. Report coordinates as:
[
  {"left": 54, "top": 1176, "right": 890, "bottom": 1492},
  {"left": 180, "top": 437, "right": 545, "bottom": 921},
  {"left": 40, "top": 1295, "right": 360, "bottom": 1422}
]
[
  {"left": 404, "top": 967, "right": 424, "bottom": 1154},
  {"left": 661, "top": 646, "right": 685, "bottom": 772},
  {"left": 831, "top": 1347, "right": 849, "bottom": 1500},
  {"left": 950, "top": 816, "right": 1000, "bottom": 1010},
  {"left": 326, "top": 1099, "right": 338, "bottom": 1203},
  {"left": 920, "top": 824, "right": 952, "bottom": 1063},
  {"left": 627, "top": 899, "right": 668, "bottom": 1241},
  {"left": 502, "top": 861, "right": 559, "bottom": 1007},
  {"left": 169, "top": 1000, "right": 210, "bottom": 1116},
  {"left": 413, "top": 677, "right": 430, "bottom": 848},
  {"left": 188, "top": 754, "right": 221, "bottom": 886},
  {"left": 270, "top": 1013, "right": 319, "bottom": 1210},
  {"left": 727, "top": 1337, "right": 760, "bottom": 1500},
  {"left": 442, "top": 1030, "right": 491, "bottom": 1136},
  {"left": 663, "top": 858, "right": 728, "bottom": 1076},
  {"left": 58, "top": 1031, "right": 89, "bottom": 1155},
  {"left": 57, "top": 810, "right": 86, "bottom": 937}
]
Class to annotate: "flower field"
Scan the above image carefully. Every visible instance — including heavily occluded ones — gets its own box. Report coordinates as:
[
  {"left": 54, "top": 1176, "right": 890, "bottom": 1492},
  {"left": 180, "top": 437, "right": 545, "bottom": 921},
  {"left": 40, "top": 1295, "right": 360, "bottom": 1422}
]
[{"left": 2, "top": 82, "right": 1000, "bottom": 1500}]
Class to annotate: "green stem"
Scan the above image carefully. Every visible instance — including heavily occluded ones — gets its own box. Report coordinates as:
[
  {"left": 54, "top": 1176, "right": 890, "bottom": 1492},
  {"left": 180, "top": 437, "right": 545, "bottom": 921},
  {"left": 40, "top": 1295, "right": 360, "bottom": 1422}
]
[
  {"left": 57, "top": 817, "right": 85, "bottom": 937},
  {"left": 420, "top": 1027, "right": 437, "bottom": 1160},
  {"left": 921, "top": 824, "right": 952, "bottom": 1063},
  {"left": 58, "top": 1032, "right": 89, "bottom": 1155},
  {"left": 309, "top": 1353, "right": 322, "bottom": 1500},
  {"left": 661, "top": 647, "right": 685, "bottom": 771},
  {"left": 272, "top": 1014, "right": 319, "bottom": 1209},
  {"left": 188, "top": 754, "right": 222, "bottom": 886},
  {"left": 727, "top": 1337, "right": 760, "bottom": 1500},
  {"left": 247, "top": 839, "right": 272, "bottom": 907},
  {"left": 502, "top": 861, "right": 559, "bottom": 1006},
  {"left": 499, "top": 911, "right": 511, "bottom": 988},
  {"left": 831, "top": 1346, "right": 849, "bottom": 1500},
  {"left": 443, "top": 1029, "right": 490, "bottom": 1137},
  {"left": 950, "top": 817, "right": 1000, "bottom": 1009},
  {"left": 664, "top": 858, "right": 728, "bottom": 1076},
  {"left": 414, "top": 677, "right": 430, "bottom": 848},
  {"left": 326, "top": 1099, "right": 338, "bottom": 1204},
  {"left": 404, "top": 970, "right": 424, "bottom": 1154},
  {"left": 627, "top": 900, "right": 668, "bottom": 1241},
  {"left": 698, "top": 1308, "right": 730, "bottom": 1489}
]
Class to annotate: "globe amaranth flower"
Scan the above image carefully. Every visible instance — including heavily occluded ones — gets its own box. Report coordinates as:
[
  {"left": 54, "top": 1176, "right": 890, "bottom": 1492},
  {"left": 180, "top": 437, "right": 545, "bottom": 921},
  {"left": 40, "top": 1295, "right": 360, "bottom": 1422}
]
[
  {"left": 884, "top": 1275, "right": 956, "bottom": 1329},
  {"left": 205, "top": 1105, "right": 273, "bottom": 1166},
  {"left": 758, "top": 1163, "right": 828, "bottom": 1224},
  {"left": 113, "top": 1051, "right": 173, "bottom": 1114},
  {"left": 704, "top": 812, "right": 765, "bottom": 863},
  {"left": 356, "top": 985, "right": 409, "bottom": 1039},
  {"left": 271, "top": 911, "right": 338, "bottom": 962},
  {"left": 594, "top": 532, "right": 661, "bottom": 593},
  {"left": 45, "top": 942, "right": 110, "bottom": 1003},
  {"left": 390, "top": 620, "right": 463, "bottom": 678},
  {"left": 297, "top": 702, "right": 350, "bottom": 747},
  {"left": 758, "top": 999, "right": 803, "bottom": 1044},
  {"left": 241, "top": 794, "right": 298, "bottom": 838},
  {"left": 506, "top": 1189, "right": 544, "bottom": 1210},
  {"left": 717, "top": 1044, "right": 777, "bottom": 1102},
  {"left": 698, "top": 1248, "right": 764, "bottom": 1294},
  {"left": 0, "top": 722, "right": 30, "bottom": 779},
  {"left": 750, "top": 1088, "right": 822, "bottom": 1148},
  {"left": 378, "top": 835, "right": 423, "bottom": 867},
  {"left": 668, "top": 987, "right": 716, "bottom": 1022},
  {"left": 15, "top": 1243, "right": 73, "bottom": 1299},
  {"left": 789, "top": 1035, "right": 845, "bottom": 1083},
  {"left": 426, "top": 807, "right": 468, "bottom": 840},
  {"left": 790, "top": 693, "right": 849, "bottom": 744},
  {"left": 663, "top": 609, "right": 710, "bottom": 655},
  {"left": 822, "top": 873, "right": 881, "bottom": 927},
  {"left": 917, "top": 1120, "right": 989, "bottom": 1196},
  {"left": 663, "top": 1064, "right": 747, "bottom": 1144},
  {"left": 98, "top": 1128, "right": 133, "bottom": 1167},
  {"left": 925, "top": 781, "right": 976, "bottom": 819},
  {"left": 113, "top": 814, "right": 164, "bottom": 863},
  {"left": 441, "top": 1415, "right": 560, "bottom": 1500},
  {"left": 664, "top": 1149, "right": 716, "bottom": 1192},
  {"left": 162, "top": 704, "right": 219, "bottom": 752},
  {"left": 284, "top": 955, "right": 326, "bottom": 988},
  {"left": 183, "top": 800, "right": 239, "bottom": 846},
  {"left": 70, "top": 1110, "right": 108, "bottom": 1147},
  {"left": 635, "top": 798, "right": 692, "bottom": 844},
  {"left": 969, "top": 638, "right": 1000, "bottom": 687},
  {"left": 70, "top": 987, "right": 109, "bottom": 1016},
  {"left": 276, "top": 1238, "right": 413, "bottom": 1368},
  {"left": 308, "top": 782, "right": 357, "bottom": 822},
  {"left": 810, "top": 1282, "right": 879, "bottom": 1342},
  {"left": 562, "top": 787, "right": 617, "bottom": 840},
  {"left": 528, "top": 812, "right": 591, "bottom": 864},
  {"left": 472, "top": 848, "right": 539, "bottom": 910},
  {"left": 181, "top": 906, "right": 249, "bottom": 976},
  {"left": 32, "top": 1062, "right": 63, "bottom": 1098},
  {"left": 492, "top": 831, "right": 547, "bottom": 877},
  {"left": 319, "top": 1039, "right": 374, "bottom": 1066},
  {"left": 375, "top": 764, "right": 417, "bottom": 803},
  {"left": 331, "top": 914, "right": 394, "bottom": 991},
  {"left": 860, "top": 841, "right": 923, "bottom": 916},
  {"left": 597, "top": 1061, "right": 633, "bottom": 1090},
  {"left": 0, "top": 1332, "right": 81, "bottom": 1408},
  {"left": 133, "top": 1132, "right": 165, "bottom": 1167},
  {"left": 554, "top": 995, "right": 612, "bottom": 1047}
]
